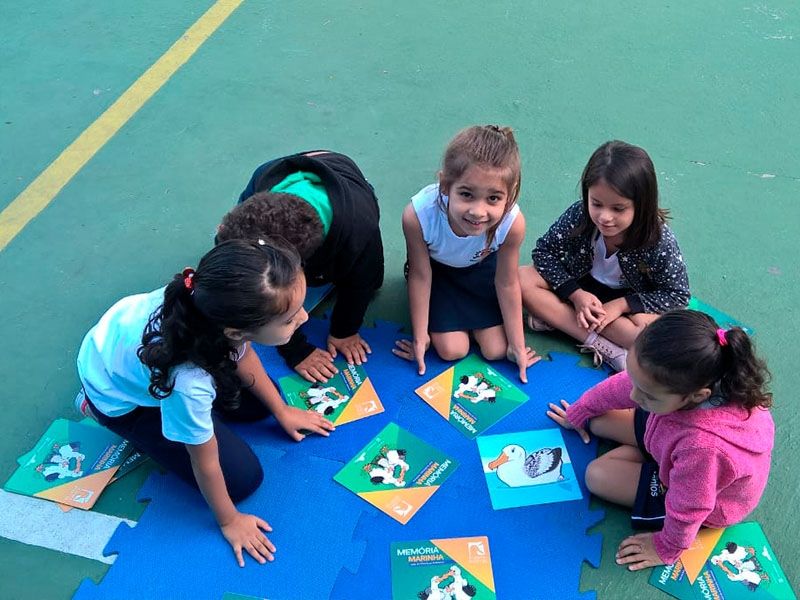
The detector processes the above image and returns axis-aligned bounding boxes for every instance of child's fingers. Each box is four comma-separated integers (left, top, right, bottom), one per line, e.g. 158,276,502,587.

256,518,273,533
577,427,590,444
233,544,245,568
361,339,372,354
416,354,426,376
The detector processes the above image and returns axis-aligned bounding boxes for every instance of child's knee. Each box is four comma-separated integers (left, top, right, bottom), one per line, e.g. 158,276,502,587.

519,264,548,290
584,458,606,496
479,340,507,361
435,344,469,362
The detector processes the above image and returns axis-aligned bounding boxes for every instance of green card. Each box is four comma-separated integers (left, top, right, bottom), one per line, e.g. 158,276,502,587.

391,536,496,600
650,522,796,599
334,422,458,524
4,418,132,509
415,354,528,438
688,297,753,334
279,360,384,426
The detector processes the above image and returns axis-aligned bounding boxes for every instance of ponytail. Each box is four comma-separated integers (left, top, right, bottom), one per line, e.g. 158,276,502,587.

634,310,772,410
718,327,772,410
137,239,301,410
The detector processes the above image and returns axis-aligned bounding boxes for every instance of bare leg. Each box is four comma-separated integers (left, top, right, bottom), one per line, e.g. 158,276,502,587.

585,444,644,507
472,325,508,361
519,265,591,342
600,313,660,349
430,331,470,361
588,408,637,445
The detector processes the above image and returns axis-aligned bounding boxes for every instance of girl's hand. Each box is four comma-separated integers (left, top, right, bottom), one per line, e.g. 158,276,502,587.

327,333,372,366
392,335,430,375
295,348,338,383
220,511,276,567
616,532,664,571
596,298,627,333
546,399,590,443
569,290,606,331
276,406,335,441
506,345,541,384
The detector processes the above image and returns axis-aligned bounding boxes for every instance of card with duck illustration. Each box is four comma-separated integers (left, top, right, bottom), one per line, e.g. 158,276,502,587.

391,536,496,600
279,360,384,426
476,428,582,510
4,418,132,510
649,521,796,600
334,422,458,524
415,354,529,439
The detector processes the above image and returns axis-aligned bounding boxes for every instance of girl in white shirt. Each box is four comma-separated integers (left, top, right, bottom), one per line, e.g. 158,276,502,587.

77,239,333,567
393,125,539,382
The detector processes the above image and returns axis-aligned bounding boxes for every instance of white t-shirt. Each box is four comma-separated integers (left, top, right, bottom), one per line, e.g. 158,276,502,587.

412,183,520,268
590,233,626,289
77,287,228,445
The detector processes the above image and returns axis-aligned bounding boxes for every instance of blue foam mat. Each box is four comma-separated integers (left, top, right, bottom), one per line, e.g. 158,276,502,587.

74,318,608,599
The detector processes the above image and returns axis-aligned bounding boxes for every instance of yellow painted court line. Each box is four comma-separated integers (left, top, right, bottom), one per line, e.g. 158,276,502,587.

0,0,244,252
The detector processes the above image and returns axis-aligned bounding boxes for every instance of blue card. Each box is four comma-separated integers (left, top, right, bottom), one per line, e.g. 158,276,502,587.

476,429,583,510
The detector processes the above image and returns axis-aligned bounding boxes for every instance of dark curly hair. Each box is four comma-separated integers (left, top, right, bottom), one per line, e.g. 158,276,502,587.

634,310,772,411
137,239,302,411
217,192,325,260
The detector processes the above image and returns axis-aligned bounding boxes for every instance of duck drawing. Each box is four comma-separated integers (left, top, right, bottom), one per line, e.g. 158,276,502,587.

487,445,565,487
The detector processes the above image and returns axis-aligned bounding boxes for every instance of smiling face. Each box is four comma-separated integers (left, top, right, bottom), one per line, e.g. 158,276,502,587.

586,179,635,248
441,164,512,238
232,274,309,347
626,348,710,414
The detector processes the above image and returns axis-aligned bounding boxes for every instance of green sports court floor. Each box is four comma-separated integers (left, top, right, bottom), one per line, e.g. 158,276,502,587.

1,1,798,597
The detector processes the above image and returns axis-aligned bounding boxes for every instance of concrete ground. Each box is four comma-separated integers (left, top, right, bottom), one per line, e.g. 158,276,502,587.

1,1,797,597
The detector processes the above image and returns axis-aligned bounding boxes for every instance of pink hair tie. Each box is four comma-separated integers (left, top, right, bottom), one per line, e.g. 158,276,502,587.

182,267,195,292
716,328,728,347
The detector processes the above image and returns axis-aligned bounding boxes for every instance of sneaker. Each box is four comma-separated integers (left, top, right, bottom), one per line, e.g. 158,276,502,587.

578,332,628,372
526,313,554,332
74,390,97,421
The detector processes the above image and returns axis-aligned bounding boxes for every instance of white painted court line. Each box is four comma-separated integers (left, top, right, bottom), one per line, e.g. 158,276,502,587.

0,489,136,564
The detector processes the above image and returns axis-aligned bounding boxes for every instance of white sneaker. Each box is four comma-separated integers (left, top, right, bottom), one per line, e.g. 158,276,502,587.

578,332,628,372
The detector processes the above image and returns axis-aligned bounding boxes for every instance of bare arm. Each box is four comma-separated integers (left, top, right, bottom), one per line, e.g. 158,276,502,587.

495,213,539,382
186,436,275,566
236,342,334,440
393,203,433,374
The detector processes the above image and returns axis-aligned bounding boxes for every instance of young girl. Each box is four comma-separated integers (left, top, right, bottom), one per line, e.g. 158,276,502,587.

547,310,774,569
392,125,538,382
76,240,334,567
520,141,690,371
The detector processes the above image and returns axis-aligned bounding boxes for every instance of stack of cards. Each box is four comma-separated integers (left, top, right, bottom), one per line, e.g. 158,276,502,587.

650,522,796,599
4,418,136,510
279,360,384,426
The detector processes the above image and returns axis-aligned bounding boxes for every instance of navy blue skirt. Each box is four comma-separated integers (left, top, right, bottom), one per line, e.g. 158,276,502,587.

428,254,503,333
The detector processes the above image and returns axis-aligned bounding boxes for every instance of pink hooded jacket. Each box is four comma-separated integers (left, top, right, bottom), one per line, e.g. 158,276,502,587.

566,371,774,564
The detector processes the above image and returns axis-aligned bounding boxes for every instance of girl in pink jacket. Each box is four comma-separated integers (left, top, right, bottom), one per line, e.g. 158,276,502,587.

547,310,774,570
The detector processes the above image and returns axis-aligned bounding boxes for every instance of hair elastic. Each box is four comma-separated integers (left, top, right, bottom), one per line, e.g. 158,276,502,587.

716,328,728,347
182,267,195,292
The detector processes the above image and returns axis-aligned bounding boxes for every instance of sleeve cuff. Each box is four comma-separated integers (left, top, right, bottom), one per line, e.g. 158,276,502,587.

625,293,645,314
555,279,581,302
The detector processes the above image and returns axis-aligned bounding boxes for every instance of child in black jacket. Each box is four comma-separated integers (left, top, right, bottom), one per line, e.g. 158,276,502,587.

218,151,384,382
